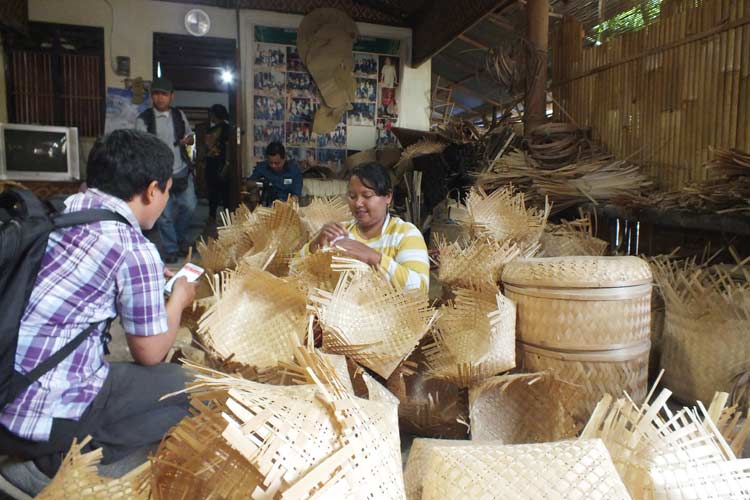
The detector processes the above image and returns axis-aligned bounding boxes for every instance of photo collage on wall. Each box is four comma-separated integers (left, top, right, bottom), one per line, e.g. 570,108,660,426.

253,28,402,172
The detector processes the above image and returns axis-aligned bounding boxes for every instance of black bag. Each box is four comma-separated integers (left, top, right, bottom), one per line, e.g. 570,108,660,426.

171,174,189,194
0,188,129,409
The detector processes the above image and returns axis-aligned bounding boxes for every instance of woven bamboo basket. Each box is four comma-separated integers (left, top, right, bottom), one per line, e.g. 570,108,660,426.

386,335,469,439
435,236,522,291
468,371,582,444
310,270,437,379
518,341,649,425
582,385,750,499
297,196,350,236
462,185,550,251
419,439,631,500
288,248,349,293
502,256,653,350
424,287,516,387
36,436,150,500
403,438,476,500
652,258,750,404
152,351,405,500
196,267,308,370
540,214,608,257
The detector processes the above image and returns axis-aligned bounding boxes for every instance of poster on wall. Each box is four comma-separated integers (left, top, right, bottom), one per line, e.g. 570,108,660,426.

104,87,149,134
251,27,401,171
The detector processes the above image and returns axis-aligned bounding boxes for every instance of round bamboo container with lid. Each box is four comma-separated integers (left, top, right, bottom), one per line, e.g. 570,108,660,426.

502,256,652,422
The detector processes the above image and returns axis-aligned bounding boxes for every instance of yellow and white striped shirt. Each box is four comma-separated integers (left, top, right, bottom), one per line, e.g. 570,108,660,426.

302,214,429,292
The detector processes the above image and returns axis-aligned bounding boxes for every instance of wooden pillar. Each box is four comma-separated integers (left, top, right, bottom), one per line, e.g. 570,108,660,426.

524,0,549,134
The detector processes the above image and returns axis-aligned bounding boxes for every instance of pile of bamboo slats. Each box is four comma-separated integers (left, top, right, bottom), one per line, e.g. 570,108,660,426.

477,147,652,213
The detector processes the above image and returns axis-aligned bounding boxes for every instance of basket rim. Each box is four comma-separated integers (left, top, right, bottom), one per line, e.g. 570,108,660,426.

502,256,652,288
518,340,651,362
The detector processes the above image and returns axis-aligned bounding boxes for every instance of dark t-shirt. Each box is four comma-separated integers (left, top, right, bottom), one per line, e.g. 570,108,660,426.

249,159,303,204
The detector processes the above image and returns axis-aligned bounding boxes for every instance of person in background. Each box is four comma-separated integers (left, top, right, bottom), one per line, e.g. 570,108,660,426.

248,141,302,206
301,162,429,292
380,57,398,88
204,104,231,223
135,77,196,264
0,130,197,494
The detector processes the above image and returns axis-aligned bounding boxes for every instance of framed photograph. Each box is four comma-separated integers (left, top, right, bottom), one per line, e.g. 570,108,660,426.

253,121,285,145
348,102,376,126
353,53,378,78
317,149,347,169
287,72,316,99
286,122,316,147
377,119,400,148
354,78,377,102
255,43,286,71
254,70,285,96
378,87,399,119
378,55,400,89
254,96,285,121
288,147,316,166
288,97,316,123
316,120,347,149
287,46,306,72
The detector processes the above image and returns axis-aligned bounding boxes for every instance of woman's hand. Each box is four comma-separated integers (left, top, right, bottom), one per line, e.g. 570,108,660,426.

310,223,348,253
335,238,381,266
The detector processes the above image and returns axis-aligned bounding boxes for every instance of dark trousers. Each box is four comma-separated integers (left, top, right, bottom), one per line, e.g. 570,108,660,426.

0,362,190,476
206,158,230,219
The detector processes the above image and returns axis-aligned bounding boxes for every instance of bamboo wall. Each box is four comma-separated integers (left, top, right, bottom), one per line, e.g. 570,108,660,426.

552,0,750,190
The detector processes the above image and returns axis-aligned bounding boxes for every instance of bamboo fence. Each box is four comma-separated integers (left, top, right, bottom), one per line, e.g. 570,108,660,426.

552,0,750,191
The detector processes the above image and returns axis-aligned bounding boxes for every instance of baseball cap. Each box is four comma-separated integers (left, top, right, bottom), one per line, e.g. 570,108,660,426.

151,77,174,93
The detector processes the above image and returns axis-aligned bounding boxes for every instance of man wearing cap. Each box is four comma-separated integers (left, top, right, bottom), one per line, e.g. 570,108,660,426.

136,78,196,263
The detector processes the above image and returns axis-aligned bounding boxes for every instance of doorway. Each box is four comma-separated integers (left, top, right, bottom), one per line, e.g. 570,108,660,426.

153,32,238,216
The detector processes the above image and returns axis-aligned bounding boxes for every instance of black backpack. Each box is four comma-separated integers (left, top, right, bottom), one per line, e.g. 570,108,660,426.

0,188,129,409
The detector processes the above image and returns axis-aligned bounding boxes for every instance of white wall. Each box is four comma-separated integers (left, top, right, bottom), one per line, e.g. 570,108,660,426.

173,90,230,110
27,0,238,89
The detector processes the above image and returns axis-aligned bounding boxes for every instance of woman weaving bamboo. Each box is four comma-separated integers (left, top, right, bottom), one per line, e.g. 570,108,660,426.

302,162,429,292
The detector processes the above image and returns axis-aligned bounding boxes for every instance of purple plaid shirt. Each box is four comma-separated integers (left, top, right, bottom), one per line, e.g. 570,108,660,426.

0,189,168,441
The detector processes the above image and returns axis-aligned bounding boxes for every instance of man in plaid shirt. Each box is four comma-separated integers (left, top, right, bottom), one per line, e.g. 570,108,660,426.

0,129,197,485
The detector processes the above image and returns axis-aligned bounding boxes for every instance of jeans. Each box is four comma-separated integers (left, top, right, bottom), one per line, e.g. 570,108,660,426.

157,173,197,254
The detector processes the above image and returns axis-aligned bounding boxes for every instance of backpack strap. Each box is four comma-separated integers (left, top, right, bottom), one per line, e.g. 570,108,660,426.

6,321,106,404
53,209,131,229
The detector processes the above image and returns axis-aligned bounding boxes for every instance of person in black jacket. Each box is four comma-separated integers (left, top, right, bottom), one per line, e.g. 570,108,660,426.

204,104,231,222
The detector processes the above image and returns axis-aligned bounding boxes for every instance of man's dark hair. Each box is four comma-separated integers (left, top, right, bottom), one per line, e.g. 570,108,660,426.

210,104,229,121
265,141,286,158
87,129,173,201
351,162,392,196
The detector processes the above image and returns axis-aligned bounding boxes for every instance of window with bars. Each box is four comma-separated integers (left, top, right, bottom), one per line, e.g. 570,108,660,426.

3,22,104,137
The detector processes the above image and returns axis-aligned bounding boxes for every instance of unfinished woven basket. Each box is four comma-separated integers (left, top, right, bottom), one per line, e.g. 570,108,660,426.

435,236,522,290
386,335,469,439
240,199,309,275
36,436,150,500
297,196,351,236
652,258,750,404
469,371,582,444
502,256,652,351
152,352,405,500
196,267,308,370
582,385,750,499
419,439,631,499
462,185,550,251
424,287,516,387
310,269,437,379
540,215,608,257
288,248,349,293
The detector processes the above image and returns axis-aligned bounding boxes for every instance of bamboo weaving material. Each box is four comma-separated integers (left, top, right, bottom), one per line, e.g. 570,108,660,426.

423,287,516,388
469,371,582,444
310,270,437,379
297,196,351,236
435,235,523,291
